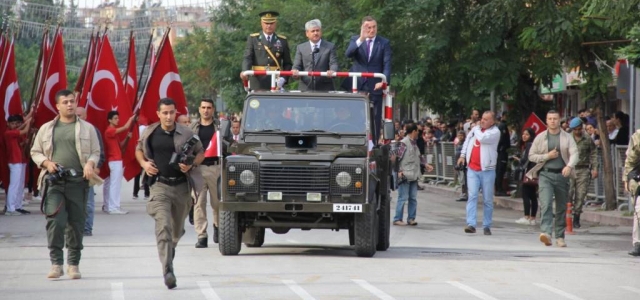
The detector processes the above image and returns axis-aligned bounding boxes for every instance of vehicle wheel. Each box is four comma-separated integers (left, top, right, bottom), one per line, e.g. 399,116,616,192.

245,227,265,248
354,200,378,257
376,191,390,251
219,211,242,255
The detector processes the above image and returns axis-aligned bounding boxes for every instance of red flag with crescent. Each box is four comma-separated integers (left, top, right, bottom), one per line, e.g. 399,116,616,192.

0,37,24,121
203,130,222,158
121,36,140,181
523,113,547,136
34,30,67,129
86,35,129,179
137,36,188,125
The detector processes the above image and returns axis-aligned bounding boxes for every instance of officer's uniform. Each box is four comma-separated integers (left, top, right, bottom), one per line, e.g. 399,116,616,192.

623,129,640,255
136,122,203,285
568,119,598,222
242,11,292,91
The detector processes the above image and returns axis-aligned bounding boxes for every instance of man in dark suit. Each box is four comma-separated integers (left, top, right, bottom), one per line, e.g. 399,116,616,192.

240,11,292,91
344,16,392,142
292,19,339,92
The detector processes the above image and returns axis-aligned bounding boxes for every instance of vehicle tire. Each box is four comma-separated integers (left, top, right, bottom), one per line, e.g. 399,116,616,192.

245,227,265,248
219,211,242,255
354,200,378,257
376,191,390,251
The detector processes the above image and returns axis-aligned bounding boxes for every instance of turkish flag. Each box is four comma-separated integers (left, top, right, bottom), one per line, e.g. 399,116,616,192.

0,35,8,190
86,35,129,179
75,34,97,106
1,37,25,120
120,36,140,181
137,36,188,125
203,131,222,158
34,30,67,129
523,113,547,135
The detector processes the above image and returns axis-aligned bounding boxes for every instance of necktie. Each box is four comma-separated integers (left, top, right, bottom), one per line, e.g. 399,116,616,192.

313,44,319,64
366,39,372,60
267,35,271,43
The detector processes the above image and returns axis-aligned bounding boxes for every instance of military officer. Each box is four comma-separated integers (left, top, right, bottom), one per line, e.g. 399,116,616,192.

568,118,597,229
240,11,292,91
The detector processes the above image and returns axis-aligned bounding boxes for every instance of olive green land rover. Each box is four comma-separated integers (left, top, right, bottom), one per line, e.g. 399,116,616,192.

218,92,393,257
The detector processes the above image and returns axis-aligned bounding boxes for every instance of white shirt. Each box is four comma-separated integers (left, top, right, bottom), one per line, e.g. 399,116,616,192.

356,36,376,60
233,134,239,141
609,128,619,140
309,39,322,50
263,33,273,42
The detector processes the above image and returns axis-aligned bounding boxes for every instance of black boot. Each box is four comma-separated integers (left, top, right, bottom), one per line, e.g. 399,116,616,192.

573,214,581,229
629,243,640,257
195,237,208,248
164,266,177,289
188,207,194,225
213,225,219,244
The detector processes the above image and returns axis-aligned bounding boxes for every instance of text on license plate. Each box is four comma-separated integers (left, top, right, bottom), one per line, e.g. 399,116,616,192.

333,204,363,213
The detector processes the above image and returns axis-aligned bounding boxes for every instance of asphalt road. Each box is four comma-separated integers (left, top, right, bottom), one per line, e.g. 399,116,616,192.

1,181,639,300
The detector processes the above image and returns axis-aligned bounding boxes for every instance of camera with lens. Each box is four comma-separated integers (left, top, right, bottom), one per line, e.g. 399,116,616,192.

45,164,78,185
628,166,640,182
169,135,200,170
454,163,467,171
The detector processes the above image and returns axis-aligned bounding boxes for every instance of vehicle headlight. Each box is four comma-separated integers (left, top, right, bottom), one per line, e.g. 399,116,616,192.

240,170,256,185
336,171,352,187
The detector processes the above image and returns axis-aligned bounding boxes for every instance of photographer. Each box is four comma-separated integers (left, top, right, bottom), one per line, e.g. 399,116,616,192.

31,89,102,279
623,129,640,257
393,122,433,226
135,98,204,289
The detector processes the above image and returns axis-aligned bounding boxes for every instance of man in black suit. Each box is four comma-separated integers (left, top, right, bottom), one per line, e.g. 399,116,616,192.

343,16,392,142
240,11,292,91
292,19,339,92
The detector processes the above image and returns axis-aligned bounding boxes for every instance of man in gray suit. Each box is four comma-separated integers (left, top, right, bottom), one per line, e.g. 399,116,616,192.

292,19,339,92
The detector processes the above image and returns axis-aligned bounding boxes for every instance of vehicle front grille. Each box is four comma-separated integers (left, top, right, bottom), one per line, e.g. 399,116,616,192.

260,163,330,196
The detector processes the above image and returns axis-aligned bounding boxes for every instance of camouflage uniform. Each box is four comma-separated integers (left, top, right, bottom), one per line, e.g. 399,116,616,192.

623,129,640,249
569,134,598,215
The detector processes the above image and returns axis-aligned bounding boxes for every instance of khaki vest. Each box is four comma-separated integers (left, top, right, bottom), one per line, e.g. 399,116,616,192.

399,136,421,181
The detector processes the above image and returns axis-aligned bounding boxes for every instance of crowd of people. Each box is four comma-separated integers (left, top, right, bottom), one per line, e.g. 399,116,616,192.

389,107,639,254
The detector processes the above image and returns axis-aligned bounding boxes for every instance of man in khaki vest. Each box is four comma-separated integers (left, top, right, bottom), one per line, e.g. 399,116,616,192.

623,129,640,256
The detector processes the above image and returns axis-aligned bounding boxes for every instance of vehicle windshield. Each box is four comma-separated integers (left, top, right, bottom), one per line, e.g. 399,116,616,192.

243,97,367,134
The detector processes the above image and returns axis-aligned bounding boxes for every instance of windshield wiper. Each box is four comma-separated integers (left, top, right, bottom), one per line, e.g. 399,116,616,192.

301,129,342,136
246,129,289,133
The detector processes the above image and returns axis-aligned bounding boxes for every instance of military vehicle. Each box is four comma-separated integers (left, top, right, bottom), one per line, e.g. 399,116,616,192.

218,71,394,257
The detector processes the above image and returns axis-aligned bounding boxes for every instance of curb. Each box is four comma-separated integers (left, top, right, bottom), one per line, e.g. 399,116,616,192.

421,184,634,227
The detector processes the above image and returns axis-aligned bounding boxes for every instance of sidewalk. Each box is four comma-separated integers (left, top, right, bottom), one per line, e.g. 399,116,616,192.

421,183,634,227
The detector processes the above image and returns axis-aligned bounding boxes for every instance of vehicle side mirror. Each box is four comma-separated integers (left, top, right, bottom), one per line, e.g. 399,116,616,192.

219,119,231,140
383,121,394,140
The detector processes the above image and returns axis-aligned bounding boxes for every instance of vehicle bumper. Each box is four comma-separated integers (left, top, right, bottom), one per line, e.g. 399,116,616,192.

220,202,372,213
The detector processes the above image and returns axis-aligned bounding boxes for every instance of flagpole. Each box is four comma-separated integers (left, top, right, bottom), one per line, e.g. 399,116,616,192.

74,28,94,97
132,28,154,110
122,30,133,86
134,26,171,116
26,27,49,114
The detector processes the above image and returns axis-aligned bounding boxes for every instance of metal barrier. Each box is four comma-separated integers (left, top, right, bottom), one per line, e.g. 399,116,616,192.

422,142,438,181
585,145,629,211
440,142,456,185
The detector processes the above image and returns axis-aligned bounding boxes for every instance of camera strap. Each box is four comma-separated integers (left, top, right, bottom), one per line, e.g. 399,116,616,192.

39,180,65,218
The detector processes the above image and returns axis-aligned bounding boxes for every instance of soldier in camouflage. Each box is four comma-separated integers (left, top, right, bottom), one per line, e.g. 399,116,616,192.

568,118,598,229
240,11,292,91
623,129,640,257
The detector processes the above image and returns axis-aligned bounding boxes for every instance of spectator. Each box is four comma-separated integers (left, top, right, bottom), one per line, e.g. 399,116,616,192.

495,117,511,196
463,109,480,134
393,122,433,226
508,124,519,147
607,119,619,144
514,128,538,225
612,111,629,145
585,123,600,147
457,111,500,235
454,130,468,202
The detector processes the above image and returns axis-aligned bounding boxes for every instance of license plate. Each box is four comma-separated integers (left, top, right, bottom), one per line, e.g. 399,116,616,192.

333,204,362,213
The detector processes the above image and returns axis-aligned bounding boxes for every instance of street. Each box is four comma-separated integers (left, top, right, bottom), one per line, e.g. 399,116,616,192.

0,181,638,300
